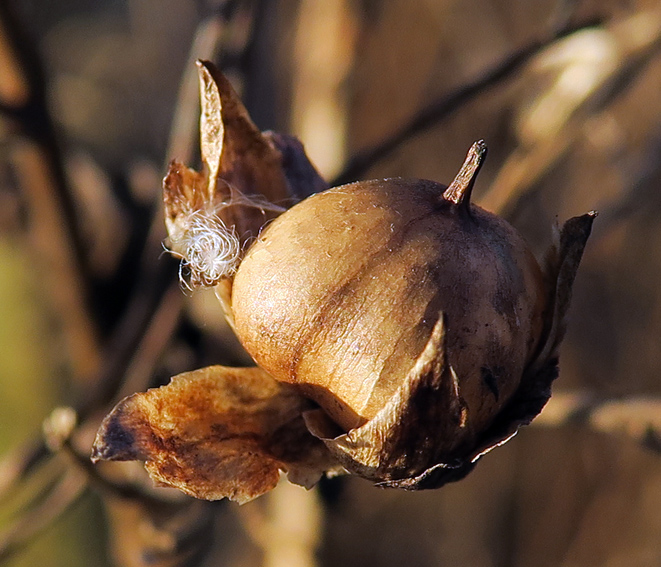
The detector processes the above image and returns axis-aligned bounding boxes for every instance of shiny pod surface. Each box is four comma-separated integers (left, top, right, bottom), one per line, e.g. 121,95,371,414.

231,178,545,433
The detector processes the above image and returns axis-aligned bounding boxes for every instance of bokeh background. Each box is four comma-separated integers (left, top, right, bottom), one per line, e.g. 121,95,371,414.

1,1,661,566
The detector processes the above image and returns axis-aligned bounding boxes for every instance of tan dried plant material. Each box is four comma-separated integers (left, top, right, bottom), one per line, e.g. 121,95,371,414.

92,366,338,504
231,141,596,488
163,60,326,293
93,64,595,502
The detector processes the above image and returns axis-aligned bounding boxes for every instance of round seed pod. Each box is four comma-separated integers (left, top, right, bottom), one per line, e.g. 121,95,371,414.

231,142,546,443
93,62,596,498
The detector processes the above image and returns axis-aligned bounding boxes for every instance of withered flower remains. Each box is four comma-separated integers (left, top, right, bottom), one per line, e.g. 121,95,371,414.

92,62,595,502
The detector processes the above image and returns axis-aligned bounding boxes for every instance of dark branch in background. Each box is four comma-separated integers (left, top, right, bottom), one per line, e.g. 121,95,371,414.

331,17,603,187
80,10,245,414
0,1,101,379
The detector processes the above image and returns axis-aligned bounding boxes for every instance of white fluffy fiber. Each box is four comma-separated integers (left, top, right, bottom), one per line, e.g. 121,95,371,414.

169,208,241,289
168,190,285,290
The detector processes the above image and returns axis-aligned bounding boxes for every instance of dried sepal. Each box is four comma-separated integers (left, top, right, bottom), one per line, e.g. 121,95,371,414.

197,61,224,192
265,132,329,200
196,61,292,212
164,161,242,289
403,212,598,487
305,315,471,486
162,161,208,240
533,211,598,370
164,61,325,293
91,366,338,504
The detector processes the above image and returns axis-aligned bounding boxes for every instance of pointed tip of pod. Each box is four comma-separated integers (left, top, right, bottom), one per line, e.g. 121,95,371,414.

442,140,488,211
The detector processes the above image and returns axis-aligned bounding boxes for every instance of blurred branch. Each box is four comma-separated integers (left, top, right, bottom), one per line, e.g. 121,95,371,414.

479,7,661,217
77,11,231,414
166,15,227,169
0,439,50,503
104,497,215,567
331,17,603,186
115,282,183,401
43,407,179,506
43,409,217,567
8,141,102,378
0,2,101,380
0,13,227,564
535,392,661,452
0,467,88,563
0,5,237,503
0,8,29,109
239,482,322,567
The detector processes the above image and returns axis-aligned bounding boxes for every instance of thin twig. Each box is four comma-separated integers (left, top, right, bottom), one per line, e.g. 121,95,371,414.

115,281,183,401
535,392,661,452
331,18,603,186
0,439,50,503
9,141,102,378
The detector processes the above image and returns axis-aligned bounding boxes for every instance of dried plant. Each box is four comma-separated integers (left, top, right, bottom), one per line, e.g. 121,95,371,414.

2,2,661,566
92,62,594,501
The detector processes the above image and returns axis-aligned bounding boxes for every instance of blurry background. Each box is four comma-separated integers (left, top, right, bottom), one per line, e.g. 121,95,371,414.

1,0,661,566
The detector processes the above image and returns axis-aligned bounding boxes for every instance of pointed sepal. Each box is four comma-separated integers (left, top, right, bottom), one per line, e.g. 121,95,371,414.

305,314,472,485
92,366,339,503
533,211,597,373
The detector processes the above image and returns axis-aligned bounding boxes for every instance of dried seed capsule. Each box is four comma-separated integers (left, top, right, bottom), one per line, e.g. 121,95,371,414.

231,142,545,444
92,63,596,499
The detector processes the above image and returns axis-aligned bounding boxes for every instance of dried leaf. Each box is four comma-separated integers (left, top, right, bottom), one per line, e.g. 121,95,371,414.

92,366,338,503
163,62,326,293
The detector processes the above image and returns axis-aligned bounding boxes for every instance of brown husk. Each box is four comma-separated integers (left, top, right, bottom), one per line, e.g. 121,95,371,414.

91,366,339,504
162,60,326,296
93,63,596,500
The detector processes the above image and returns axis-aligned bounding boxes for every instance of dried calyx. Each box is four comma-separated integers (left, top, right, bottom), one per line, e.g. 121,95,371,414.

92,62,595,502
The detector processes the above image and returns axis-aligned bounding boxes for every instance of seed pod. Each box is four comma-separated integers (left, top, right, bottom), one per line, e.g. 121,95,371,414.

232,142,544,436
230,142,572,484
92,64,595,498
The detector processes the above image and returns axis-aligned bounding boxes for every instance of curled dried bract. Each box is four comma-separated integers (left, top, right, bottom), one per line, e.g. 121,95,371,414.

92,366,339,503
162,61,326,295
